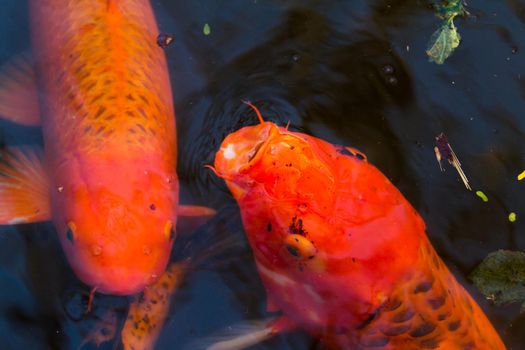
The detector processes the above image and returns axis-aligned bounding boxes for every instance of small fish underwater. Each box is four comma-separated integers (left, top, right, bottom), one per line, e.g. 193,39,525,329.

0,0,212,297
207,102,506,349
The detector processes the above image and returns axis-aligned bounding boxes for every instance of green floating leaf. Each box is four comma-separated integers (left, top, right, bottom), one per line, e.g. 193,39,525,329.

203,23,211,36
426,20,461,64
470,250,525,312
475,190,489,202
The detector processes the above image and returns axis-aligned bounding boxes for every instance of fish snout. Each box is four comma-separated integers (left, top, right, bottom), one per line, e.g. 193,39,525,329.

214,122,276,176
90,265,162,295
67,232,172,295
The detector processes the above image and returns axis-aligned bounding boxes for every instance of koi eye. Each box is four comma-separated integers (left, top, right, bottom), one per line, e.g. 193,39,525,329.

66,222,77,243
66,229,74,242
284,234,316,259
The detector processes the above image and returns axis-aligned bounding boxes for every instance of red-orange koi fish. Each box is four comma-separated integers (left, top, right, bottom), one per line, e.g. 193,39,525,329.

207,102,506,349
0,0,212,295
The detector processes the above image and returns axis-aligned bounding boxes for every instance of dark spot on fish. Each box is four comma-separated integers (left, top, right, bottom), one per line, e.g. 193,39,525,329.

357,308,381,330
382,298,402,311
136,123,147,133
289,216,307,235
156,33,173,48
409,322,436,338
414,281,433,293
286,245,300,257
427,296,445,310
359,336,389,347
308,255,315,259
267,222,272,232
66,228,74,242
139,95,149,105
91,93,104,104
161,282,169,289
420,337,440,349
94,106,106,118
437,313,449,321
352,257,356,263
142,315,150,324
381,324,411,336
290,146,295,150
150,204,156,210
137,107,148,119
391,308,415,323
448,320,461,331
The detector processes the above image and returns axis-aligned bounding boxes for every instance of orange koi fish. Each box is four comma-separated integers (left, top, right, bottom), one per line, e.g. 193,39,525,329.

0,0,212,295
121,261,186,350
207,103,506,349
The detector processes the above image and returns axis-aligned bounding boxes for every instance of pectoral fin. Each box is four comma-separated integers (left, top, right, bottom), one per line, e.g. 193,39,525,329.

178,205,216,217
0,148,50,224
176,204,217,235
0,54,40,126
185,316,296,350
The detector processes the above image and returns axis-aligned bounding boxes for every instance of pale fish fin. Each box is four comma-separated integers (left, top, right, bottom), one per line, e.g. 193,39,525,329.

0,148,50,224
176,204,217,235
121,262,187,350
187,316,296,350
178,205,216,217
0,54,40,126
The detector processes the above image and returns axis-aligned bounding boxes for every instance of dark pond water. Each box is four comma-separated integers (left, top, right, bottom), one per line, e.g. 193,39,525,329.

0,0,524,349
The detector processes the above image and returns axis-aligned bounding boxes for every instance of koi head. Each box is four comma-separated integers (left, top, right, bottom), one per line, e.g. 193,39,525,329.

213,107,426,327
53,157,178,295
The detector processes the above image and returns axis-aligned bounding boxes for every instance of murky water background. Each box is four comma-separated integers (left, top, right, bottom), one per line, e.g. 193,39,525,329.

0,0,524,349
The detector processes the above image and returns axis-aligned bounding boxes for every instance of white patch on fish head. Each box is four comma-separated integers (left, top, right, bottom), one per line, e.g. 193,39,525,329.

222,143,236,160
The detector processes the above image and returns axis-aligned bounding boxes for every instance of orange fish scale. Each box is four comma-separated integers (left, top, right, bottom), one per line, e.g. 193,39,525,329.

345,242,504,349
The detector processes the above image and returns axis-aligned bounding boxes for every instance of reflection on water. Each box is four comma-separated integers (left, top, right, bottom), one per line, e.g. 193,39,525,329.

0,0,524,349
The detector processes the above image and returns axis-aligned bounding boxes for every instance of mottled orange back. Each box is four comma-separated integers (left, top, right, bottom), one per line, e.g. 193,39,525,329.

30,0,175,159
